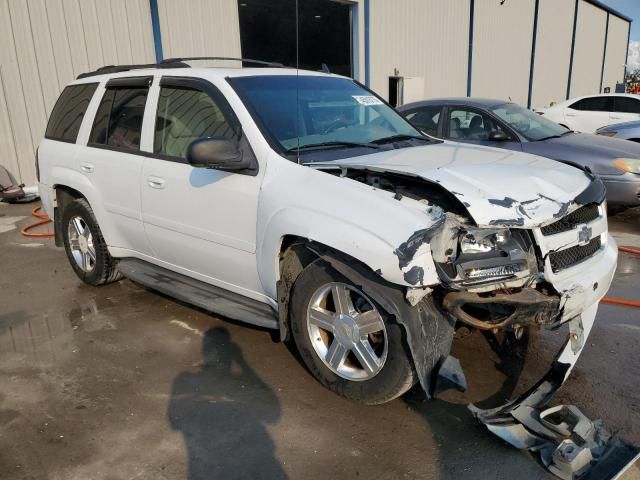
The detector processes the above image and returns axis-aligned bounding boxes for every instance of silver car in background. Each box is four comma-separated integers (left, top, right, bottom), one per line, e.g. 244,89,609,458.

596,119,640,142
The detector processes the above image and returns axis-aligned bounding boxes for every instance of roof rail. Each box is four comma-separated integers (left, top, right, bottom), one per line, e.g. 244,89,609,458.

76,60,190,79
76,56,283,80
161,56,285,68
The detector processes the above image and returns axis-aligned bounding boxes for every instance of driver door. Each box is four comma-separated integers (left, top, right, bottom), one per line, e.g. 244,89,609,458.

140,76,265,299
444,106,521,151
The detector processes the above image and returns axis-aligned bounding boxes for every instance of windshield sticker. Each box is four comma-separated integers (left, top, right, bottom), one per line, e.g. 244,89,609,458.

353,95,383,106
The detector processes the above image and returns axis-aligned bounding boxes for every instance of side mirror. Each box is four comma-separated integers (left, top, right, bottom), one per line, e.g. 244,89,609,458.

186,136,250,171
488,130,508,142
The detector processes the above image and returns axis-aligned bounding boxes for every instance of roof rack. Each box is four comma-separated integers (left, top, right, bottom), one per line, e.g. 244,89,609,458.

161,56,285,68
76,60,190,79
76,56,284,79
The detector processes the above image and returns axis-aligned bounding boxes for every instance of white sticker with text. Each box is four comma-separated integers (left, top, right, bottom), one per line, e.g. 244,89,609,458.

352,95,383,106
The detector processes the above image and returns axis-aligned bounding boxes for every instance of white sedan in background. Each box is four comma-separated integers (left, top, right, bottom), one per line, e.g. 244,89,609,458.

539,93,640,133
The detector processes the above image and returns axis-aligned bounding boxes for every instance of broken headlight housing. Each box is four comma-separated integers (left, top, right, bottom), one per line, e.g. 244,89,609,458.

459,229,510,254
437,228,537,289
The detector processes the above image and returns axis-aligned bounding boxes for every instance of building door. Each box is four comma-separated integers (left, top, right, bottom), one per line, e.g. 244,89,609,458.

238,0,352,77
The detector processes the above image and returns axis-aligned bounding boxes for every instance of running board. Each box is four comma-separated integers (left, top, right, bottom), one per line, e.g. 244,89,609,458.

117,258,278,330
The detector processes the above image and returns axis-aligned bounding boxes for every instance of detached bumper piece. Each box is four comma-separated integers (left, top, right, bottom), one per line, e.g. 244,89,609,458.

470,362,639,479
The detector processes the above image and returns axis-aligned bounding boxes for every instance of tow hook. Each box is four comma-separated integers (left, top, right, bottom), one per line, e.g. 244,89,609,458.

469,362,639,479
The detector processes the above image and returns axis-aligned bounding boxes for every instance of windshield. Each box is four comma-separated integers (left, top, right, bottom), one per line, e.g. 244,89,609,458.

491,103,570,141
229,75,426,157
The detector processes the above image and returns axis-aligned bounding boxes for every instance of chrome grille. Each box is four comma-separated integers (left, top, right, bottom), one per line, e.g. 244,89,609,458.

549,237,602,273
541,204,600,236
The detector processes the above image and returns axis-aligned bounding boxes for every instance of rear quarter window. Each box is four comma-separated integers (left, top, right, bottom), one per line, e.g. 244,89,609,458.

45,83,98,142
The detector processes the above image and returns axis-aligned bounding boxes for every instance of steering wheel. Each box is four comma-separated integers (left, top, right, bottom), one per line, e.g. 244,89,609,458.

323,119,352,134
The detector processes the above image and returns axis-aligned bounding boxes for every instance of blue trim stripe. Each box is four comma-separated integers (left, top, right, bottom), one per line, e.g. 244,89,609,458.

566,0,579,100
149,0,163,63
364,0,370,87
466,0,474,97
527,0,540,108
600,12,609,93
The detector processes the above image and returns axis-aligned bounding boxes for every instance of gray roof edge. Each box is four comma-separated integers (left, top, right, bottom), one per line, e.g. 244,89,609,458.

587,0,632,23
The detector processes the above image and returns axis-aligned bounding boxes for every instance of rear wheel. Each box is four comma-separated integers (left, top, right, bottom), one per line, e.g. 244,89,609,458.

61,198,122,286
290,261,416,405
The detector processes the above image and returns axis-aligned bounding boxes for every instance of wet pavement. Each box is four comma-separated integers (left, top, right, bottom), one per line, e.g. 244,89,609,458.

0,201,638,480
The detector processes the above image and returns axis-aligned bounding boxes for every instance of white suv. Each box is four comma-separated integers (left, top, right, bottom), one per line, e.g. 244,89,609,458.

38,59,616,408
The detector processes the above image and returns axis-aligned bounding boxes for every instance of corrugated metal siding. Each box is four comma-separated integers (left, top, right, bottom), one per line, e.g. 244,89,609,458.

0,0,155,186
530,0,575,109
157,0,241,62
570,0,607,98
369,0,470,101
602,14,629,93
471,0,535,105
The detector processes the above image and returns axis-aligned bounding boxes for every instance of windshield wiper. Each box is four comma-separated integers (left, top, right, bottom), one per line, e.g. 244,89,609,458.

372,134,434,145
285,141,381,154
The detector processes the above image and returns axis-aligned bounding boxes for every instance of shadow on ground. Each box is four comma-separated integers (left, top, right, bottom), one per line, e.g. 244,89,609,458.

168,327,287,480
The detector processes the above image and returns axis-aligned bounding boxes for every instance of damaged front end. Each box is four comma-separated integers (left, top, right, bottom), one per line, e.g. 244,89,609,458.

327,167,634,478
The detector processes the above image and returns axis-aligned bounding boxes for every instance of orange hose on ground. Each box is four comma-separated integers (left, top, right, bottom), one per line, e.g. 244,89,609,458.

602,244,640,309
619,246,640,256
601,297,640,308
20,207,54,238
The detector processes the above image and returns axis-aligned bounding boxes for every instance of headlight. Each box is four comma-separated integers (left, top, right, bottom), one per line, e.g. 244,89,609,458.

459,229,510,254
613,158,640,174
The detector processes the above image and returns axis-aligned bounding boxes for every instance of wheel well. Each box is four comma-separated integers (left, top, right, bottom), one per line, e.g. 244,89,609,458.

276,235,385,341
53,185,86,246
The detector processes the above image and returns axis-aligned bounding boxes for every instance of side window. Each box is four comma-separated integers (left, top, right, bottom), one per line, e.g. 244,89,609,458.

404,106,441,137
89,84,149,151
613,97,640,114
154,86,236,159
45,83,98,142
447,108,503,140
570,96,613,112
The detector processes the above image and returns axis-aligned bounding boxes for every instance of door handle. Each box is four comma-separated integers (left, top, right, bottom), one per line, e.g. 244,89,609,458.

147,176,166,189
566,112,577,117
80,163,94,173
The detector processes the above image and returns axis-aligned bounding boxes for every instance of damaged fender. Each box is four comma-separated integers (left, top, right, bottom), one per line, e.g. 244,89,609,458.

313,249,455,398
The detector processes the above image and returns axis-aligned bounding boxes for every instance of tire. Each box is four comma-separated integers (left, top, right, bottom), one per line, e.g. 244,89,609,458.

290,261,416,405
61,197,122,286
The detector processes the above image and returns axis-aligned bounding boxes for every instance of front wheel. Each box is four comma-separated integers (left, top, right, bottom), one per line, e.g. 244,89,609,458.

61,198,122,286
290,261,416,405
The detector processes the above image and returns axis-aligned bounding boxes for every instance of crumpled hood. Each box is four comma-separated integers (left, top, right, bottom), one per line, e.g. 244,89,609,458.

312,141,592,228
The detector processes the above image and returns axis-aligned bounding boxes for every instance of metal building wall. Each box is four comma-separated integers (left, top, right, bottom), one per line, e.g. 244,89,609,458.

368,0,470,102
602,14,629,93
157,0,241,60
470,0,536,106
0,0,155,186
530,0,576,109
569,0,607,98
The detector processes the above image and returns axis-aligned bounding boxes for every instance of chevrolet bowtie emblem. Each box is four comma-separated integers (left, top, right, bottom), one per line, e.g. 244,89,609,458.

578,225,592,245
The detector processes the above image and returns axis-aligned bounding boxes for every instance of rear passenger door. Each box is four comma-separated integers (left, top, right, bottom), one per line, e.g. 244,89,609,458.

610,96,640,125
140,76,265,299
81,76,153,255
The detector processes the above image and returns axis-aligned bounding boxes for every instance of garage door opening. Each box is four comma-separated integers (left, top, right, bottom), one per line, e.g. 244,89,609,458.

237,0,352,77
